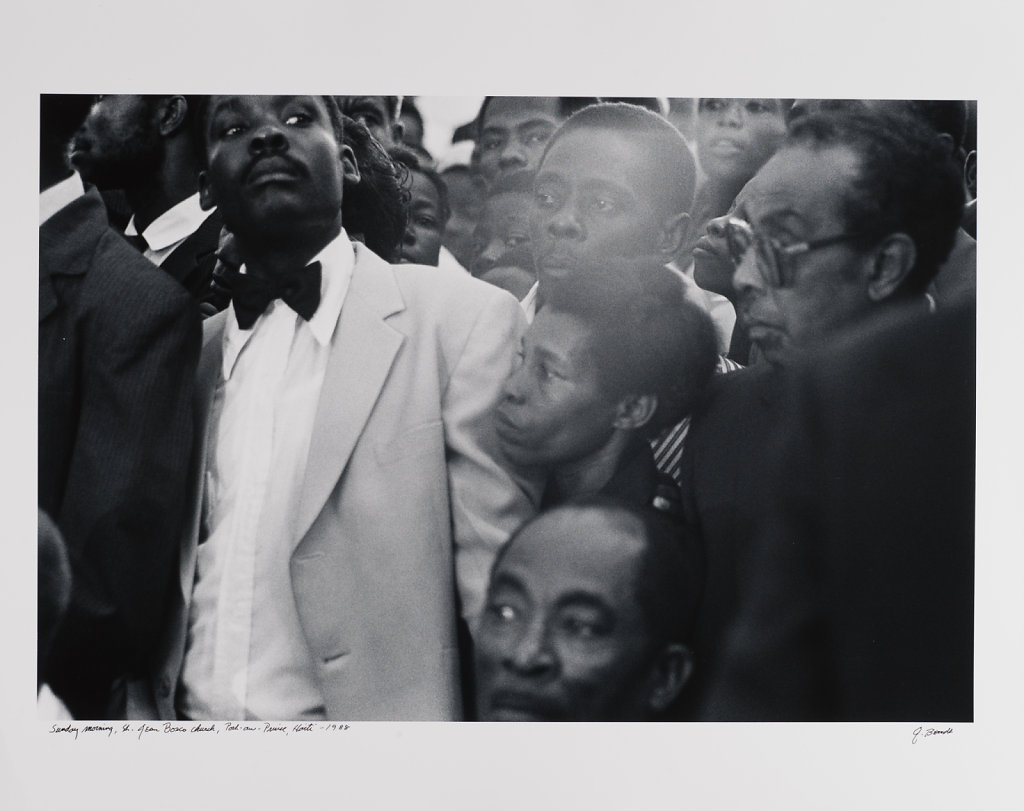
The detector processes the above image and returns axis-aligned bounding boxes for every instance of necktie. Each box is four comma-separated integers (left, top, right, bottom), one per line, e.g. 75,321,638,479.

228,262,322,330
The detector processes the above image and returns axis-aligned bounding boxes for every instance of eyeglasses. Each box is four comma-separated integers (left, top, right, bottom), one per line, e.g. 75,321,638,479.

724,217,868,288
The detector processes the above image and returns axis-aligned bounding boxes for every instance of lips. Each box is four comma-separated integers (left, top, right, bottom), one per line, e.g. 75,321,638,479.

485,689,562,722
692,235,728,262
245,156,303,186
705,138,746,157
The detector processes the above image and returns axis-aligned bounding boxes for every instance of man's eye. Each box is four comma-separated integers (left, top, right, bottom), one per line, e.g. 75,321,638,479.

505,234,528,248
220,122,246,138
591,197,616,213
481,136,504,152
415,215,440,229
702,98,726,112
487,602,518,623
561,616,600,638
523,131,550,146
746,100,773,114
284,112,312,126
534,191,558,209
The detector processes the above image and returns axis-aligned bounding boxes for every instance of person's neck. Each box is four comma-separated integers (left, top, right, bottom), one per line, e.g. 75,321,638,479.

237,219,343,280
125,149,201,233
549,431,630,504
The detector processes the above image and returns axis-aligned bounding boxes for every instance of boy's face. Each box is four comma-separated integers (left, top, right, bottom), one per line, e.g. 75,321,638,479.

478,97,564,184
529,127,670,287
398,170,445,266
470,190,534,276
696,98,787,184
199,95,349,245
337,96,397,147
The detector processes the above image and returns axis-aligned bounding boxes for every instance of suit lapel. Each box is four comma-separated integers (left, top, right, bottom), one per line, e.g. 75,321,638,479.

293,245,406,548
179,312,227,598
39,191,104,323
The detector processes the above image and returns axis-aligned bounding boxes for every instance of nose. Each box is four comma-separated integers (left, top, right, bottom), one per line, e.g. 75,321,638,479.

403,227,417,247
504,616,556,677
249,123,288,155
498,139,527,170
706,213,730,241
719,100,743,128
546,206,583,240
473,238,506,273
501,359,528,404
732,242,766,298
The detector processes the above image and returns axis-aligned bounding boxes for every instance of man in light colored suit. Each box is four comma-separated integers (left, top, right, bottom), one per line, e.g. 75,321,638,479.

140,95,535,721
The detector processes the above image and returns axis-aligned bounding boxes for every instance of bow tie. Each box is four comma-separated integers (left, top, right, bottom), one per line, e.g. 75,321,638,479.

228,262,322,330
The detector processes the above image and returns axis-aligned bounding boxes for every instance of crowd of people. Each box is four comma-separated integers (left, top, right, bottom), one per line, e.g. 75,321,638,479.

37,93,976,722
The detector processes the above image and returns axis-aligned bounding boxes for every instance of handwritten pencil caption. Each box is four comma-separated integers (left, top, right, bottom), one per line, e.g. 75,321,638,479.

49,721,351,740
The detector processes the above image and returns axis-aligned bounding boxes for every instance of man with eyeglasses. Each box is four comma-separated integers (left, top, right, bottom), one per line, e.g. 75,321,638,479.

672,108,966,718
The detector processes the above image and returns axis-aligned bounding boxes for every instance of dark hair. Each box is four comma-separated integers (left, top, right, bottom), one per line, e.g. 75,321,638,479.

543,258,719,438
788,109,965,293
390,145,451,223
544,102,698,218
341,114,408,261
476,96,601,139
496,498,704,647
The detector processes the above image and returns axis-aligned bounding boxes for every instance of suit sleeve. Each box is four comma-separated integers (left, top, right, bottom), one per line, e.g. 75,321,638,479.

440,288,540,629
45,276,201,718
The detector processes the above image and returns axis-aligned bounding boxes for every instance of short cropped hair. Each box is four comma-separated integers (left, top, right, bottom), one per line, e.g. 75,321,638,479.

544,102,698,218
390,145,451,222
544,258,719,438
476,96,601,138
788,109,965,294
496,498,704,647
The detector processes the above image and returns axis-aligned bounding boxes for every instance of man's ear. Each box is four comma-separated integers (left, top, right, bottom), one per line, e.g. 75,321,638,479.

866,233,916,302
157,96,189,138
647,643,694,714
340,143,361,185
613,393,658,431
657,211,691,259
198,170,216,211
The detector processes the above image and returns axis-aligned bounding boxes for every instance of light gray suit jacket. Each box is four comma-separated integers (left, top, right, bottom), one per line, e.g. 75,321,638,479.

136,243,536,721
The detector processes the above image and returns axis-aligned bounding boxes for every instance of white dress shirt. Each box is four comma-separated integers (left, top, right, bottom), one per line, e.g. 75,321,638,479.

39,172,85,225
178,232,354,721
124,193,212,266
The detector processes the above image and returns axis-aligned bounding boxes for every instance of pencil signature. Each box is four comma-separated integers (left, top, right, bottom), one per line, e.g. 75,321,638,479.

912,726,953,744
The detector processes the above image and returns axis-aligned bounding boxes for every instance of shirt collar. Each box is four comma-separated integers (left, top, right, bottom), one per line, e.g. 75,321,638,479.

39,172,85,225
125,192,211,251
221,230,355,380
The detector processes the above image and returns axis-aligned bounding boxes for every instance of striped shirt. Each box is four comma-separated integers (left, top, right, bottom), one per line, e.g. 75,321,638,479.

651,354,744,487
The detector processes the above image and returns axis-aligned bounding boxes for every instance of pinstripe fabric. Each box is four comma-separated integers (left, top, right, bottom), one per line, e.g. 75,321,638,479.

651,354,744,487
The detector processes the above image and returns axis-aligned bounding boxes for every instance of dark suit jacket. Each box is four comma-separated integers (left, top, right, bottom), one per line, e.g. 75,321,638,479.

674,362,785,716
698,303,975,721
158,209,226,311
39,188,201,719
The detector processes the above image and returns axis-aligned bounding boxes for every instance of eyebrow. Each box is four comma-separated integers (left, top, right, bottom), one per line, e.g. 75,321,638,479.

554,590,616,617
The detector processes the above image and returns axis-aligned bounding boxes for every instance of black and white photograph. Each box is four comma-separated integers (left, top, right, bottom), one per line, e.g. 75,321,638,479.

5,2,1023,809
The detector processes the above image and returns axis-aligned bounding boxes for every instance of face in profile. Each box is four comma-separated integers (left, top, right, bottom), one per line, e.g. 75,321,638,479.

68,94,163,189
493,308,620,471
732,143,871,364
471,189,535,298
399,169,446,266
691,183,752,301
475,506,665,721
199,95,352,246
478,97,564,184
696,99,787,185
529,127,668,286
